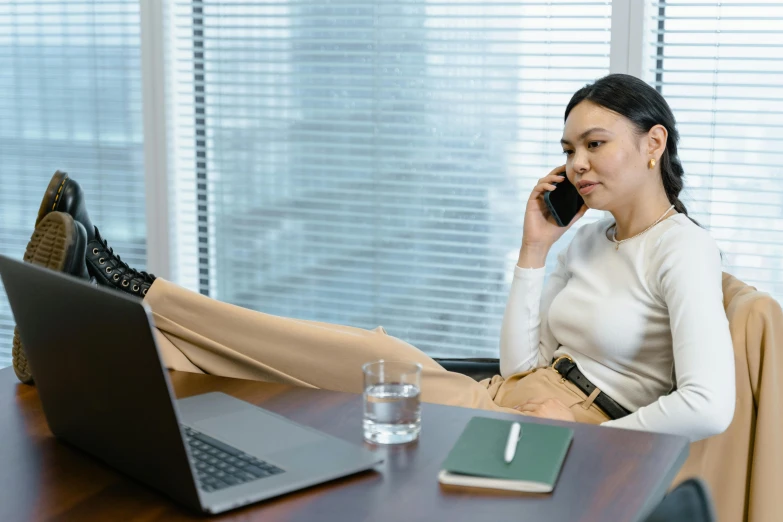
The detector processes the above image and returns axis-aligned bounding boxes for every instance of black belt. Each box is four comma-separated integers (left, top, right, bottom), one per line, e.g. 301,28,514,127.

552,356,631,420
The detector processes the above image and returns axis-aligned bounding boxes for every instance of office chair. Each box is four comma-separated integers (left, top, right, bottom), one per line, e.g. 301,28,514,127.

644,478,716,522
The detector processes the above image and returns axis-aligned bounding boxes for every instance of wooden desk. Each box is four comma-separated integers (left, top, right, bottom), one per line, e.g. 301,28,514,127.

0,367,688,522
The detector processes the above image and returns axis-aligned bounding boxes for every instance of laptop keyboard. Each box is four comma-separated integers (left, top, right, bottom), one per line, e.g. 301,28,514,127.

183,425,286,493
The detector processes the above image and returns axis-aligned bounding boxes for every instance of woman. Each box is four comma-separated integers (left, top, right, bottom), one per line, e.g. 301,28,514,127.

499,74,734,441
13,74,735,444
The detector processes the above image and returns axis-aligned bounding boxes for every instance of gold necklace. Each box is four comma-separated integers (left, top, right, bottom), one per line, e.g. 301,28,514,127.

611,205,676,251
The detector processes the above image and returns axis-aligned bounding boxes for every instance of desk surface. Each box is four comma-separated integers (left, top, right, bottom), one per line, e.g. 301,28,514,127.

0,366,688,522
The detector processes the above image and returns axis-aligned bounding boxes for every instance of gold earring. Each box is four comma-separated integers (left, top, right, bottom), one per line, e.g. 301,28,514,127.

648,158,656,169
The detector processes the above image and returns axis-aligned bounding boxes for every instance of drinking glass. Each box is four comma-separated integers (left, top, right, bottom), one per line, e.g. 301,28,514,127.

362,360,422,444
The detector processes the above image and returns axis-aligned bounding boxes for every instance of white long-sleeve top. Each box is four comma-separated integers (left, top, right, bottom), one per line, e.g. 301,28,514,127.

500,213,735,442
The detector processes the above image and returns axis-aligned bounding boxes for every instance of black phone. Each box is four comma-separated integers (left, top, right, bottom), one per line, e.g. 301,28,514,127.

543,176,584,227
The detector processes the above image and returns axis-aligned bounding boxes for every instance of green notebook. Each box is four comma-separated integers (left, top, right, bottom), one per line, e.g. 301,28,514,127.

438,417,574,493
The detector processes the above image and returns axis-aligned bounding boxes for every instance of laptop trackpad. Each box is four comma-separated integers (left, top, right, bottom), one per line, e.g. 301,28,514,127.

193,410,322,455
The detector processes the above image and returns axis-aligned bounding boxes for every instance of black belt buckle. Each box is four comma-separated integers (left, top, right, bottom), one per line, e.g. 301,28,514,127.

550,355,630,420
552,355,575,376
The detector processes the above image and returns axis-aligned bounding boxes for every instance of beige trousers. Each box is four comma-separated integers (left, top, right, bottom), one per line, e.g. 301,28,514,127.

145,278,610,425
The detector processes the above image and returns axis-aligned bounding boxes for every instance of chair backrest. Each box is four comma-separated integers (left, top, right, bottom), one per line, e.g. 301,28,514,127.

644,478,716,522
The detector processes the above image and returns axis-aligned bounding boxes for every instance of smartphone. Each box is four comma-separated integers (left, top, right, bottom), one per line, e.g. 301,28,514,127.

543,176,584,227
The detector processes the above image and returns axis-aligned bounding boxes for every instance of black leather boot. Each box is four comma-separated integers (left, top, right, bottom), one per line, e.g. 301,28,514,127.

12,212,91,384
36,171,155,298
36,170,95,232
89,228,155,298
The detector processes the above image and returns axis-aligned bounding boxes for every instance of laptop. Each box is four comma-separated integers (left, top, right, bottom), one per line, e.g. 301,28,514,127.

0,255,382,514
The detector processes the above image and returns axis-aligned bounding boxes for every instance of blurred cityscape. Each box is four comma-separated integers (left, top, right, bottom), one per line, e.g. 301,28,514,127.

173,1,609,358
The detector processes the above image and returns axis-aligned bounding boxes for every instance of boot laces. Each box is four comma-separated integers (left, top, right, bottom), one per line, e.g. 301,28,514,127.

95,227,156,283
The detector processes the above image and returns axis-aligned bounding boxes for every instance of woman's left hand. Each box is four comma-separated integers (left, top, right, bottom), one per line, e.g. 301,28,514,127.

514,397,576,422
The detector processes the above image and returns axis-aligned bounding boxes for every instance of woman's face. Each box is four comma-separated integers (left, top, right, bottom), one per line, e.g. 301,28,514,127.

560,100,655,212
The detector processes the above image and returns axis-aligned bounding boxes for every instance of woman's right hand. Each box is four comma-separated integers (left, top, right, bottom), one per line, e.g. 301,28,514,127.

519,165,587,265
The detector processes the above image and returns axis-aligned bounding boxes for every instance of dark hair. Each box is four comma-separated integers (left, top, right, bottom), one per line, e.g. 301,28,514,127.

564,74,699,226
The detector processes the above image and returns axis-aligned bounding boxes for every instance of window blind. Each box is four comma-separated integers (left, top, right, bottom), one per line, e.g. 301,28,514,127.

169,0,612,358
0,0,147,369
647,0,783,304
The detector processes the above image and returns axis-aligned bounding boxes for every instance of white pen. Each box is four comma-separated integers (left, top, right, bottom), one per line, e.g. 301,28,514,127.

504,422,522,463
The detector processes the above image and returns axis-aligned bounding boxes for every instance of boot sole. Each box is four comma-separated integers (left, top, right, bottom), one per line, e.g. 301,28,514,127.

35,171,69,228
12,213,81,384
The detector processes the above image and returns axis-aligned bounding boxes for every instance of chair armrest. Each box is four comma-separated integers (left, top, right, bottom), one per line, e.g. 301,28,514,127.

434,358,500,382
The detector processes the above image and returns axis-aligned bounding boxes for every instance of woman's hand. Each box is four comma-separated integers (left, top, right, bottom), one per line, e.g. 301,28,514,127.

520,165,588,265
514,397,576,422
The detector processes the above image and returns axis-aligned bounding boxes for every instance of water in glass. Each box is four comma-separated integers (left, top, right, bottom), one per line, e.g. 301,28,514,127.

363,382,421,444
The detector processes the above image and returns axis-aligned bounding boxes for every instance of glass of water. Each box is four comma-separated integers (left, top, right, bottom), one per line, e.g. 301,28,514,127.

362,360,422,444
